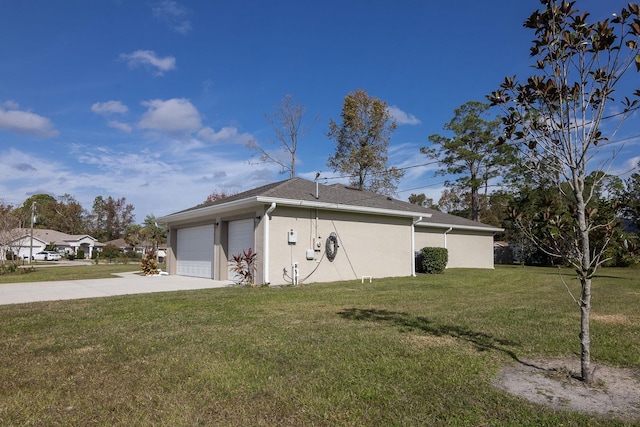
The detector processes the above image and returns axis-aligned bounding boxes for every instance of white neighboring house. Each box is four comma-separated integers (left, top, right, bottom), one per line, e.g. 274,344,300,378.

6,229,100,260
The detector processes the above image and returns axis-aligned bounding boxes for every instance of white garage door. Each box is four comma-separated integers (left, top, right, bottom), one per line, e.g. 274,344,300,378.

228,219,254,281
176,225,214,278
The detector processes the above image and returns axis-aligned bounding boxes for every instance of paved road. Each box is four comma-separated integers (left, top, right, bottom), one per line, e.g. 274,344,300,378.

0,272,233,305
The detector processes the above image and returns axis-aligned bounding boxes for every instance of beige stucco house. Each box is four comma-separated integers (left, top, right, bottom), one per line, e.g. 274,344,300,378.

158,178,502,286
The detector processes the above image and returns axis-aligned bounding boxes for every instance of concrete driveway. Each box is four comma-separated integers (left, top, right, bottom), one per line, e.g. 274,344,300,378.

0,272,234,305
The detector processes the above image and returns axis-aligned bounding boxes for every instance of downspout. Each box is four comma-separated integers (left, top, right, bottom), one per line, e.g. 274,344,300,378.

263,202,277,284
443,227,453,249
411,216,423,276
444,227,452,269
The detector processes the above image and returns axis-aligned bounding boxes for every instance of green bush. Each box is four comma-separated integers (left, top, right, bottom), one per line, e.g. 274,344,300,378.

421,247,448,274
77,249,85,260
0,263,18,275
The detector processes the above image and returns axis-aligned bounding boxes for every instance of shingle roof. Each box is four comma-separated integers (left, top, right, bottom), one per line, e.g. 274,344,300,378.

171,178,500,231
19,229,96,244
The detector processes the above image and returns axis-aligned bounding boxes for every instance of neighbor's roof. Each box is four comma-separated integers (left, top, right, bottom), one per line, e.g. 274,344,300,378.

14,228,98,244
160,178,502,232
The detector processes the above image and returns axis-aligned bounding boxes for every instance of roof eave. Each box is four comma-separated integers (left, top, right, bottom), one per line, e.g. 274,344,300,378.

158,195,433,224
256,196,433,219
157,197,260,224
416,222,504,233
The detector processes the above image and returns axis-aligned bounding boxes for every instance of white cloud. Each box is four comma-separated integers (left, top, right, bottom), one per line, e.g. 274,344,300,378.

152,1,192,35
74,145,176,176
138,98,202,135
388,106,421,125
0,148,71,207
120,50,176,75
612,155,640,176
107,120,133,133
0,103,59,138
197,126,253,144
2,100,20,109
91,100,128,115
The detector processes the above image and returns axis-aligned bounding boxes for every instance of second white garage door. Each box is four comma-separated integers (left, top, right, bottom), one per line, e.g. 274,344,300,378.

176,225,214,278
228,219,254,281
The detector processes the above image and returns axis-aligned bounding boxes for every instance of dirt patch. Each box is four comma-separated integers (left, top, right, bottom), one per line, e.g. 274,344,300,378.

591,313,631,325
494,357,640,420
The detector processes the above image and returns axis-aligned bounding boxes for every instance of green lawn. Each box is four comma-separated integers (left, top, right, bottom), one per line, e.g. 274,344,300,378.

0,263,144,283
0,266,638,426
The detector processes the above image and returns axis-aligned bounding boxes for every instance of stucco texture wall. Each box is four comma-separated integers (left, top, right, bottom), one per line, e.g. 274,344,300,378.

267,207,412,286
415,227,495,269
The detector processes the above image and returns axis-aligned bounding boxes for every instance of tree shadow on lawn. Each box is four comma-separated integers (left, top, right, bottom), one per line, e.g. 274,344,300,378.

337,308,547,371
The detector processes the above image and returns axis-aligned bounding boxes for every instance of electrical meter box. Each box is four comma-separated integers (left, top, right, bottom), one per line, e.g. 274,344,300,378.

306,249,315,260
287,229,297,244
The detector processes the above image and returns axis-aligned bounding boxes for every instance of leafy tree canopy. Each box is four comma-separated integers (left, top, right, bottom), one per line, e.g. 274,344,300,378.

327,89,404,195
422,101,513,221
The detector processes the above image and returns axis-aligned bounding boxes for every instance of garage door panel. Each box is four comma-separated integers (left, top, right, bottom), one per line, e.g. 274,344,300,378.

176,225,214,278
176,261,211,277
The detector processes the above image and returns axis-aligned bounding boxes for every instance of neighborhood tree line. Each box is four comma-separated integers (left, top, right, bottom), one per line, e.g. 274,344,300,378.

0,193,166,256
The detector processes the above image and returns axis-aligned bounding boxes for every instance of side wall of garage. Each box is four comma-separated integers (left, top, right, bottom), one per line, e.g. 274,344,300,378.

265,206,413,286
414,227,495,269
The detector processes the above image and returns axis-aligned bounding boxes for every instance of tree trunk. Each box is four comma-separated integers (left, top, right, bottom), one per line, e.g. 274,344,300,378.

471,189,479,222
575,174,593,383
580,275,592,383
470,161,479,222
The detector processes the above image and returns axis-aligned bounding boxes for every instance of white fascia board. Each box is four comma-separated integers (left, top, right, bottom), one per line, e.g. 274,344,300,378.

157,198,259,224
256,196,433,219
416,222,504,233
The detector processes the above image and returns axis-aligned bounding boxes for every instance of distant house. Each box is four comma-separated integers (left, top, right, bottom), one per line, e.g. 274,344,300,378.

6,229,101,260
102,238,167,261
158,178,503,285
103,238,141,254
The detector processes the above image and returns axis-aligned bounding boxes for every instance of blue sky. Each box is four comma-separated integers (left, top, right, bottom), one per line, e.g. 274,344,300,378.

1,0,638,220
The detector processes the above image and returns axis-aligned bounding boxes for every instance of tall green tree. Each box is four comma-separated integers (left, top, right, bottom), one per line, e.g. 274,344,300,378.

90,196,135,241
422,101,511,222
327,89,404,195
141,214,166,251
437,188,470,217
16,194,88,234
124,224,143,250
488,0,640,383
18,194,56,229
408,193,437,209
50,194,88,235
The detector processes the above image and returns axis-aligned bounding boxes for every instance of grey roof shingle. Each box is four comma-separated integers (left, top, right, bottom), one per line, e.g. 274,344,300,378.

172,178,499,230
